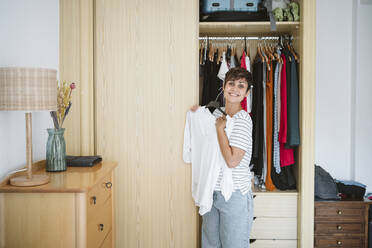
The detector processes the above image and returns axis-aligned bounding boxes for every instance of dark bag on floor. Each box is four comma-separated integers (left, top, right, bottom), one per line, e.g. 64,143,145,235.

314,165,340,200
336,181,366,201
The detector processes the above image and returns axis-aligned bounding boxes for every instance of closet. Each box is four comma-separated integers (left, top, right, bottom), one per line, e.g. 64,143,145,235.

59,0,315,247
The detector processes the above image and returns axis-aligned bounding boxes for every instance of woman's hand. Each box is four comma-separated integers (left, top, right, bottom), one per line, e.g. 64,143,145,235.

215,116,226,131
190,105,200,112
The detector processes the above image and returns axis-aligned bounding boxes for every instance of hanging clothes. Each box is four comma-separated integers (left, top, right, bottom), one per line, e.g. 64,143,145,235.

251,57,264,179
202,49,223,108
240,51,248,112
217,52,229,81
265,59,276,191
198,38,300,191
287,55,300,146
272,52,281,174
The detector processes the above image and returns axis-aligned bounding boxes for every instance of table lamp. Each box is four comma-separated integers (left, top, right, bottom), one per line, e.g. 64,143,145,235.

0,67,57,186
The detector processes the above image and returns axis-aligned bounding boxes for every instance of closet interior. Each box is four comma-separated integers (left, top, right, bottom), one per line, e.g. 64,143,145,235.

197,0,314,246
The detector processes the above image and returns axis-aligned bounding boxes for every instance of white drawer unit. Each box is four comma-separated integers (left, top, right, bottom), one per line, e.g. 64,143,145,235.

250,190,298,247
250,239,297,248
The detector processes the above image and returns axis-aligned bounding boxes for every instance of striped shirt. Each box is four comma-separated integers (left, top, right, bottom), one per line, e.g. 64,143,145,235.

213,108,253,195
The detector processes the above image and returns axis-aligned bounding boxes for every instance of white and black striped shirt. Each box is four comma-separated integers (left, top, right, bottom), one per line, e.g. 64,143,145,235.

213,108,253,195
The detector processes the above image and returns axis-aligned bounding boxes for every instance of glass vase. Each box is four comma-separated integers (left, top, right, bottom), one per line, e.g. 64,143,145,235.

46,128,66,172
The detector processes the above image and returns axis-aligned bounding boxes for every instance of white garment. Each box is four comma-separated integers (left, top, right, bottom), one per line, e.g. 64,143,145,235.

230,55,237,68
245,55,251,72
217,52,229,81
183,107,234,215
245,55,253,113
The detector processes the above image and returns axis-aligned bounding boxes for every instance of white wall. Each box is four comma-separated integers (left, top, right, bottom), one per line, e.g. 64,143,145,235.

0,0,59,180
354,0,372,192
316,0,372,192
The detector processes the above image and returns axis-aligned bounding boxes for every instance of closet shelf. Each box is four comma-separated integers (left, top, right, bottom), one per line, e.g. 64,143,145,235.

199,21,300,36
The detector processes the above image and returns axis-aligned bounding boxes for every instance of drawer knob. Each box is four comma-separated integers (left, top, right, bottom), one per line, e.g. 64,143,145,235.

105,182,112,189
337,210,342,215
91,196,97,205
253,217,256,221
253,195,256,198
337,240,342,246
337,225,342,230
99,224,104,231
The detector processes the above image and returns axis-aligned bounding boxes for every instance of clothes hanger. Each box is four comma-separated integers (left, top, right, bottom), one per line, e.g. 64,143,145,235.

206,100,227,116
257,39,264,61
288,36,299,62
244,37,247,54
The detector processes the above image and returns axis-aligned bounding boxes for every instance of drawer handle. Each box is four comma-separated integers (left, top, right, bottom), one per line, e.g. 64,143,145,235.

337,225,342,230
99,224,104,231
105,182,113,189
337,240,342,246
337,210,342,215
253,195,256,198
249,239,256,244
253,217,256,221
91,196,97,205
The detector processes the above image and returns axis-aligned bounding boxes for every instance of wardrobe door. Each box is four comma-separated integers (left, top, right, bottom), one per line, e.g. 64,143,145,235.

95,0,199,247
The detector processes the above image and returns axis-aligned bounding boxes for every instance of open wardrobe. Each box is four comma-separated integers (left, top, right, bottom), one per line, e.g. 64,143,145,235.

59,0,315,247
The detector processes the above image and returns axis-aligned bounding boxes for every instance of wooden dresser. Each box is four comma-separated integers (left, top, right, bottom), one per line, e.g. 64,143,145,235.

250,189,298,247
314,201,371,248
0,160,117,248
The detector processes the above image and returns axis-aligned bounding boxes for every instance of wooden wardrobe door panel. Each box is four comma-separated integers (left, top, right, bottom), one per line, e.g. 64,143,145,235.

94,0,198,247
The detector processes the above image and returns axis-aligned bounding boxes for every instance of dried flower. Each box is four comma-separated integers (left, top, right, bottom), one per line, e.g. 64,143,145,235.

50,81,76,129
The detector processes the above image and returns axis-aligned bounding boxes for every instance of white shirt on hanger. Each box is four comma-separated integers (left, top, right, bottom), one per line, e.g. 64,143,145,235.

183,107,234,215
217,52,229,81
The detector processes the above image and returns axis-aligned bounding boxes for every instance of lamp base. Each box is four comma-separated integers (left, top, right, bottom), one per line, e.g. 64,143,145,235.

10,174,50,187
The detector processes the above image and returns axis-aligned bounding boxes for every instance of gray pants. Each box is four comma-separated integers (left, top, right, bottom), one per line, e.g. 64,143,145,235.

202,190,254,248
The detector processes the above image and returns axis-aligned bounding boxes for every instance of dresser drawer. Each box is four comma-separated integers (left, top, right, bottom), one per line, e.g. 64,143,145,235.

250,239,297,248
315,203,365,221
100,231,112,248
250,217,297,239
87,173,113,217
253,194,297,217
87,196,112,248
315,237,364,247
315,222,364,235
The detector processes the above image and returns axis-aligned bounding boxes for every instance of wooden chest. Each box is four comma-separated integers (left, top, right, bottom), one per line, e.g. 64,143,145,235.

314,201,369,248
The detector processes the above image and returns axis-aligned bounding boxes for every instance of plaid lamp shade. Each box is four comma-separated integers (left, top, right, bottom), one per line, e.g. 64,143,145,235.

0,67,57,111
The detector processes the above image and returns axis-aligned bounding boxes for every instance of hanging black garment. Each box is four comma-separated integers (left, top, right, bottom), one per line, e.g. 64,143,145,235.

287,56,300,146
250,58,264,177
201,50,222,108
271,162,297,190
282,47,292,149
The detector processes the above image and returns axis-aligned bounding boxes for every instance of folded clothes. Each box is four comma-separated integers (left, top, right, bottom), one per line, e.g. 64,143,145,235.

366,192,372,200
335,180,366,188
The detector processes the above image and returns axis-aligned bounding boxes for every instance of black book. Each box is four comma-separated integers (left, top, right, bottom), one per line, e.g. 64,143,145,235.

66,155,102,167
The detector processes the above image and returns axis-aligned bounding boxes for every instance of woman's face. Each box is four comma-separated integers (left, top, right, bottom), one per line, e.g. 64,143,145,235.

223,78,249,104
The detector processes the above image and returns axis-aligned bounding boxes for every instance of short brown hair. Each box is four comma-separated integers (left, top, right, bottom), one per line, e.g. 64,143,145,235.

224,67,253,92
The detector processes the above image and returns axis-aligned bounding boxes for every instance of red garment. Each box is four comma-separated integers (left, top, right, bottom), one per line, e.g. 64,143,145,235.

240,51,247,111
278,54,287,143
278,55,294,167
280,143,294,167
